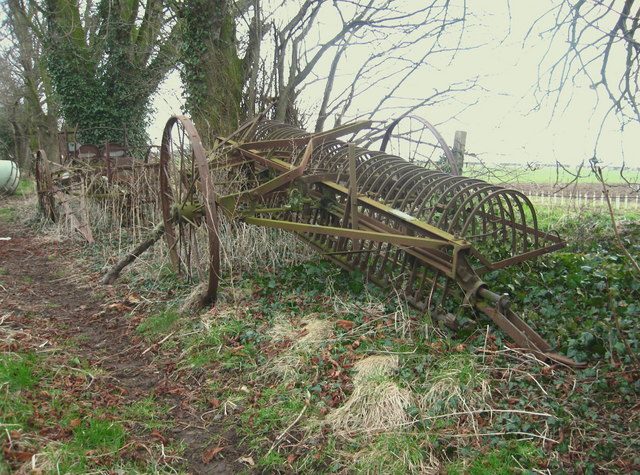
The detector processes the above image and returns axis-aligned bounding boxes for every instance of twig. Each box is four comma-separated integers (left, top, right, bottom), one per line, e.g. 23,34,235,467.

266,403,308,456
141,330,176,356
482,324,489,364
352,408,555,435
62,365,96,389
593,162,640,280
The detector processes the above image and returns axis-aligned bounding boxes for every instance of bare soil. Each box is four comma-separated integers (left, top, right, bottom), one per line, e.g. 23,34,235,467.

0,196,246,474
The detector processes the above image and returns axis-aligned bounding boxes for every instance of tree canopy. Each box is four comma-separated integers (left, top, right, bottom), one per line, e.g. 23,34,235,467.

534,0,640,126
6,0,180,146
1,0,638,164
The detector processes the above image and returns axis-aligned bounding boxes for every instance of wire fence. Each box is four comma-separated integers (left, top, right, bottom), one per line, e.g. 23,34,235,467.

527,190,640,211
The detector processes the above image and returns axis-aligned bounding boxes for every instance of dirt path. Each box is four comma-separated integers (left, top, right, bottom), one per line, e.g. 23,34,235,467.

0,197,245,473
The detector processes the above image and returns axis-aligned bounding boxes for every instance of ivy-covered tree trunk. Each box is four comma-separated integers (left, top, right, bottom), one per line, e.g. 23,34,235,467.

6,0,59,167
41,0,178,146
180,0,244,145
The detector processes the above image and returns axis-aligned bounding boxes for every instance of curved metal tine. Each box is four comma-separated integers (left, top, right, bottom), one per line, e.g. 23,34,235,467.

385,166,435,208
400,173,451,217
373,163,419,206
423,176,470,224
359,157,405,197
313,141,345,172
409,175,461,222
350,153,390,187
511,191,542,248
396,169,447,211
443,184,497,235
434,180,490,230
460,191,517,256
322,143,349,174
343,149,374,182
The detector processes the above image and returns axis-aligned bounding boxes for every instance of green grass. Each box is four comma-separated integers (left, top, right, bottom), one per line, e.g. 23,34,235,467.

354,433,434,474
465,162,638,184
446,441,544,474
10,194,638,473
121,396,168,429
16,179,36,194
136,307,181,339
52,417,130,473
0,352,39,391
532,206,640,232
0,344,178,473
73,418,127,449
0,206,17,221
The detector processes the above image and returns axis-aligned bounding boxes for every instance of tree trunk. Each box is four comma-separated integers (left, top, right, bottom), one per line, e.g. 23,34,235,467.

180,0,244,146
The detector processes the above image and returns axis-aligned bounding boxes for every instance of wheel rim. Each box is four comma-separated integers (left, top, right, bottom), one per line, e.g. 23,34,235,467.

380,115,457,173
159,116,220,305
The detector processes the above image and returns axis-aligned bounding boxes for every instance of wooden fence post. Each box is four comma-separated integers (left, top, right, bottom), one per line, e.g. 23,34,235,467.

452,131,467,175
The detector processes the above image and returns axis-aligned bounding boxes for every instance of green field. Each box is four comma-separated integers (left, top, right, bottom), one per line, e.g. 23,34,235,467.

464,162,639,184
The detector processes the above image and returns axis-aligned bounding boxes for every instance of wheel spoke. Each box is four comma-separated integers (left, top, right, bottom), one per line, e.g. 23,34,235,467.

159,116,221,305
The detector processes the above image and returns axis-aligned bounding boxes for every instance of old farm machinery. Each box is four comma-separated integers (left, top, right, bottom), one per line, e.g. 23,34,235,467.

126,114,579,366
34,127,160,238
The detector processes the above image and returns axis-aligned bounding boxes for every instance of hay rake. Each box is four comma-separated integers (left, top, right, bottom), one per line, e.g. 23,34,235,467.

119,115,579,366
33,128,160,237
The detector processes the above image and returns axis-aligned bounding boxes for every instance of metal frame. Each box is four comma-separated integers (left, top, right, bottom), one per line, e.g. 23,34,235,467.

157,115,581,366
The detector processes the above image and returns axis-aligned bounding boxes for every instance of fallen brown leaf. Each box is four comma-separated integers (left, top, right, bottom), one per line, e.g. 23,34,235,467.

202,446,226,463
150,430,170,444
67,418,81,429
3,448,34,462
335,320,354,331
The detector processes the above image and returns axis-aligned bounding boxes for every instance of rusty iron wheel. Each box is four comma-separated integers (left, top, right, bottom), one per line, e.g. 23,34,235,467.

380,114,458,173
159,116,220,306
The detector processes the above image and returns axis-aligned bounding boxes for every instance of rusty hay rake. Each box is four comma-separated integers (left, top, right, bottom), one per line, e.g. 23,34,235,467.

34,129,160,239
107,115,580,366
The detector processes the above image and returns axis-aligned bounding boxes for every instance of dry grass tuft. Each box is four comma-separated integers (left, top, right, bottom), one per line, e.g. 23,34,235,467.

327,355,415,434
200,305,243,331
419,354,491,416
266,318,296,341
217,216,314,273
351,355,398,382
351,436,439,474
268,316,332,349
266,317,333,378
179,282,210,314
296,318,333,348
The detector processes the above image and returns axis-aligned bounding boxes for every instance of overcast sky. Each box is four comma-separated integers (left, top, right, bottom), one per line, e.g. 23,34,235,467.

150,1,640,168
436,1,640,168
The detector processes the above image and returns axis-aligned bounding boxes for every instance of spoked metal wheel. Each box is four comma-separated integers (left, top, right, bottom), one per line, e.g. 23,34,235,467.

34,149,59,222
380,115,458,173
159,116,220,305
